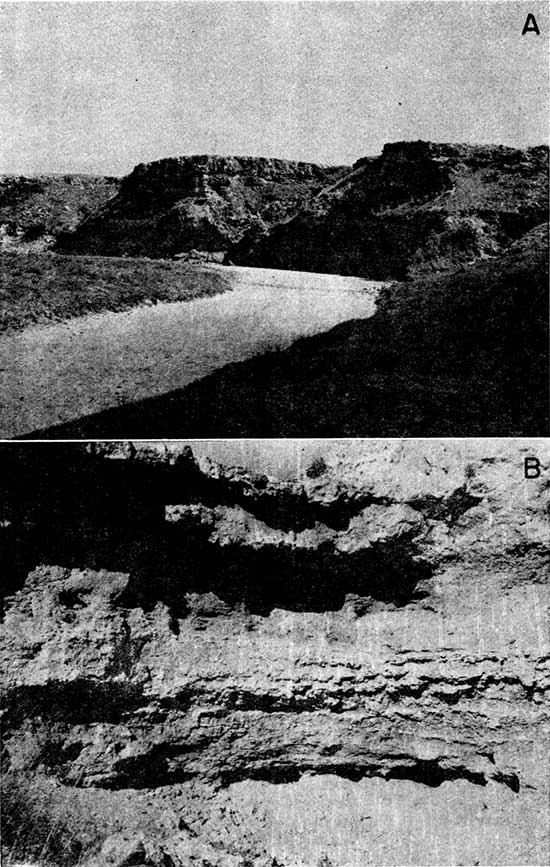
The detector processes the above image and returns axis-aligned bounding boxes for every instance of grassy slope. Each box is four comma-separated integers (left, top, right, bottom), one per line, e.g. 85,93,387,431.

0,252,231,333
34,224,548,439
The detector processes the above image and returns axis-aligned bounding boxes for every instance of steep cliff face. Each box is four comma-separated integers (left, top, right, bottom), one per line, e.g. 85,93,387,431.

232,141,549,279
0,175,120,251
56,156,346,258
11,143,547,278
1,441,548,866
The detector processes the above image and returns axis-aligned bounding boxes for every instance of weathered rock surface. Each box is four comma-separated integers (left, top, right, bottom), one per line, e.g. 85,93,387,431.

0,175,119,251
4,143,547,281
56,156,345,259
1,441,549,865
232,141,549,279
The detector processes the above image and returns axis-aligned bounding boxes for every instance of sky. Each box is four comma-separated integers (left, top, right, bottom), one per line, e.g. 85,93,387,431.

1,0,548,175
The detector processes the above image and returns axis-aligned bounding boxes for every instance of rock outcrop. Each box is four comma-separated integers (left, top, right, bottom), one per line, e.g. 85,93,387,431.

8,143,547,280
56,156,346,258
0,175,119,251
232,141,549,279
1,440,549,866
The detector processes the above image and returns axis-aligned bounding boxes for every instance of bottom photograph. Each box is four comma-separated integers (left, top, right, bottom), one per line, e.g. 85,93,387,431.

1,439,549,867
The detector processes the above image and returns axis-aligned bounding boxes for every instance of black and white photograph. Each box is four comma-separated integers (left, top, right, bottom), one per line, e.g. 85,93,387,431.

1,2,549,865
1,438,549,865
0,1,548,438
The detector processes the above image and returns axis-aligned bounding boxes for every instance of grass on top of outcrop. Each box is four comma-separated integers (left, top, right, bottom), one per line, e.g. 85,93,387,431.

0,251,231,333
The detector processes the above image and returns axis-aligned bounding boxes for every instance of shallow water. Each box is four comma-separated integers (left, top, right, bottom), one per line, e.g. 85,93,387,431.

0,265,383,437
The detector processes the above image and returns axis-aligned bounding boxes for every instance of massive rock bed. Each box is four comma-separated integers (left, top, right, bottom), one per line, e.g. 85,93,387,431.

57,156,345,259
233,141,549,280
51,141,548,281
1,440,549,866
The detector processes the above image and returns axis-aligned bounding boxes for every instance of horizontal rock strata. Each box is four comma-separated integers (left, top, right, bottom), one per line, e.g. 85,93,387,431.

232,141,549,279
1,441,549,865
56,156,345,258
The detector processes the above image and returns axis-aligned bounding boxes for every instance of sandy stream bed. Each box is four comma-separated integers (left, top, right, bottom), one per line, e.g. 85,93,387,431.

0,265,382,438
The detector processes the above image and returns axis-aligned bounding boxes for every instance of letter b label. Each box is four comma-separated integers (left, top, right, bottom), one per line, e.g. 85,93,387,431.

524,457,541,479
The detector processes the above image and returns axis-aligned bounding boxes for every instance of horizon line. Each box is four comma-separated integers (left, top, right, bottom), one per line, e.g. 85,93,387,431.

2,138,548,179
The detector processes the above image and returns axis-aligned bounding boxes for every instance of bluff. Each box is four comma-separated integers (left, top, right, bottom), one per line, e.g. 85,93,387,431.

1,440,549,866
15,143,548,277
231,141,549,279
0,174,119,251
56,156,346,258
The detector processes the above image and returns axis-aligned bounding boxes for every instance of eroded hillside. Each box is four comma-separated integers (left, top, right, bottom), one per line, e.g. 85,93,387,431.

56,156,346,259
232,141,549,279
1,440,549,866
0,175,120,251
3,143,547,280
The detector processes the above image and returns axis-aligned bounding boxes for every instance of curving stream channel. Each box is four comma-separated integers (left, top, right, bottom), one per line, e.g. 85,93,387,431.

0,265,383,438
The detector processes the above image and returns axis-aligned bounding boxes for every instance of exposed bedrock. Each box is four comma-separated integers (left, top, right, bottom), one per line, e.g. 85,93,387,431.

1,441,549,866
56,156,345,259
231,141,549,279
51,142,549,278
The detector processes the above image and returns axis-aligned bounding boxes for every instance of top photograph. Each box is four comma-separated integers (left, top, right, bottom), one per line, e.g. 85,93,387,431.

1,0,548,439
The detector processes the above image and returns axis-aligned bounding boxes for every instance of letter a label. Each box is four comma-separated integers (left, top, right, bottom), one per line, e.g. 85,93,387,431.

522,13,540,35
